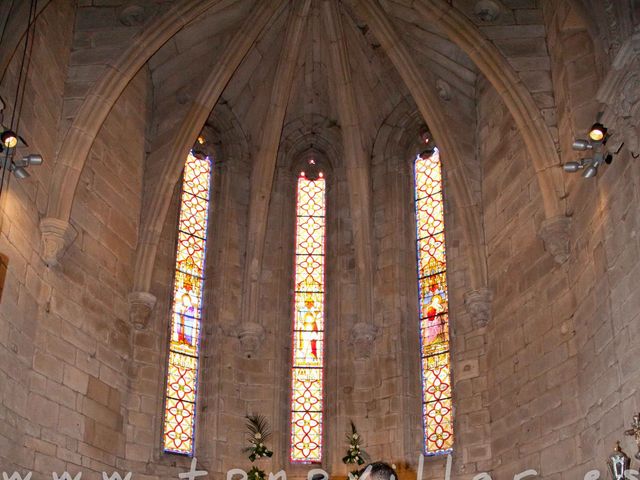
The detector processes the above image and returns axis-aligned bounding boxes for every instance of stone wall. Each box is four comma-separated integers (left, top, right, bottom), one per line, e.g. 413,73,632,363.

477,75,581,479
0,1,151,472
0,0,76,473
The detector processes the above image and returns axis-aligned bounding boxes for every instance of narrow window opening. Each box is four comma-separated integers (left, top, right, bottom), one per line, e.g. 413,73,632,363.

413,148,453,455
163,152,213,456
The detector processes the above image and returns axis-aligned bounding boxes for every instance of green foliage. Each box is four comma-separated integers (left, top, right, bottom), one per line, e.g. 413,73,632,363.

243,415,274,462
342,421,370,478
242,414,274,480
247,466,266,480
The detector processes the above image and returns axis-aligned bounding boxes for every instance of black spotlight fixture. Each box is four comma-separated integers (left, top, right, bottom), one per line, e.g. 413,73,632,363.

588,122,607,142
563,122,613,179
1,130,18,149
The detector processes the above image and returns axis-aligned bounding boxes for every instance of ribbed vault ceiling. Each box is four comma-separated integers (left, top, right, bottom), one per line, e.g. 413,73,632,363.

146,0,480,162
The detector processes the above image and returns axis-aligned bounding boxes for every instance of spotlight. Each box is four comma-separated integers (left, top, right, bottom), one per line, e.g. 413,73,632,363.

197,135,206,145
14,153,43,167
10,164,30,179
565,121,616,178
563,161,583,172
582,164,598,178
572,139,592,151
588,123,607,142
5,153,44,179
1,130,18,149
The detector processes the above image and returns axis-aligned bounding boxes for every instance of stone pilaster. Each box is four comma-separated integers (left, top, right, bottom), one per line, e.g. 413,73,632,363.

39,217,77,267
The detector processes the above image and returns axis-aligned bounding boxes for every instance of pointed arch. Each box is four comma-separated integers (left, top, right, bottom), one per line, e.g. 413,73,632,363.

413,0,566,220
131,0,287,293
354,0,488,290
44,0,231,223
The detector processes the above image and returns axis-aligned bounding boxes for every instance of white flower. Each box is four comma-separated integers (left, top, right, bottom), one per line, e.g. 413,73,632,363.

255,433,262,439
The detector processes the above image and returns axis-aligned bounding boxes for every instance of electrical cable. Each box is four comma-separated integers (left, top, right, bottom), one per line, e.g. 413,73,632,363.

0,0,37,201
0,0,52,87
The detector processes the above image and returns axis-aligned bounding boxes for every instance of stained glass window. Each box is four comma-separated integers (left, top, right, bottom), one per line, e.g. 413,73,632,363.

414,148,453,455
290,169,326,463
163,152,213,456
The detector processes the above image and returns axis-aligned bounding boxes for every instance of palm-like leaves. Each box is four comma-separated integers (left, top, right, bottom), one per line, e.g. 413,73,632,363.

243,415,273,462
343,420,369,468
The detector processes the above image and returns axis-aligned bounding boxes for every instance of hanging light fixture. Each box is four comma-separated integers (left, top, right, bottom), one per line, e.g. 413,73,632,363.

563,121,614,179
0,0,44,199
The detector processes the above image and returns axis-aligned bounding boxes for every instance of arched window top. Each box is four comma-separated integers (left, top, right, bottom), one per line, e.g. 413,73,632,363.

163,151,213,456
291,150,332,180
413,148,454,455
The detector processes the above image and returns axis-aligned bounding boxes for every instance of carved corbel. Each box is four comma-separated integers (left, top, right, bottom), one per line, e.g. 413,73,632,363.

128,291,157,330
39,217,77,267
237,322,265,359
464,287,492,328
349,322,378,360
538,215,571,265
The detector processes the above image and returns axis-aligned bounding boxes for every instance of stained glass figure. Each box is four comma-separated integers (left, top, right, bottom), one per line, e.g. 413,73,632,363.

290,171,326,463
163,152,212,456
414,148,453,455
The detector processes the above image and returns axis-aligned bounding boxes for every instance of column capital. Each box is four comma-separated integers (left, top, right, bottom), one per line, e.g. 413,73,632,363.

39,217,77,267
349,322,378,360
464,287,492,328
538,215,571,265
237,322,265,359
128,291,157,330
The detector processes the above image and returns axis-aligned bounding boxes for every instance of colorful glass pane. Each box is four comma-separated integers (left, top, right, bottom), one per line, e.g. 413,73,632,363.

414,149,453,455
290,172,326,463
163,152,212,456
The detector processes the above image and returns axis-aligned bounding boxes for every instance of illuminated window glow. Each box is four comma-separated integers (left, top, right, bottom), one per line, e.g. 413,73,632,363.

414,148,453,455
290,171,326,463
163,152,213,456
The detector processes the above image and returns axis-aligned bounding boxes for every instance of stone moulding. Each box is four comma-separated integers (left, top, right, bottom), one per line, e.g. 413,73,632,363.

538,215,572,265
464,287,492,328
349,322,379,359
128,291,157,330
237,321,265,358
597,27,640,158
39,217,78,267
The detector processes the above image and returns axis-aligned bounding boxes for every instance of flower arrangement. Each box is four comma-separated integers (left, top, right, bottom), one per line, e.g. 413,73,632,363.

243,415,273,480
343,421,369,479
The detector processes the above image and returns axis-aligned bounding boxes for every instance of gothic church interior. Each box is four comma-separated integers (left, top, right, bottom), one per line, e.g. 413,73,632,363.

0,0,639,479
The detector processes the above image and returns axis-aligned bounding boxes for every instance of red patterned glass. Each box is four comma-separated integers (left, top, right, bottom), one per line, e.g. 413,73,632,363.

163,152,212,455
414,149,453,455
290,171,326,463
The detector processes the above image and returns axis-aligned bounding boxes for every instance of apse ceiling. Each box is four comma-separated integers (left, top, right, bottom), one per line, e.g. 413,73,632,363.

145,0,486,160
